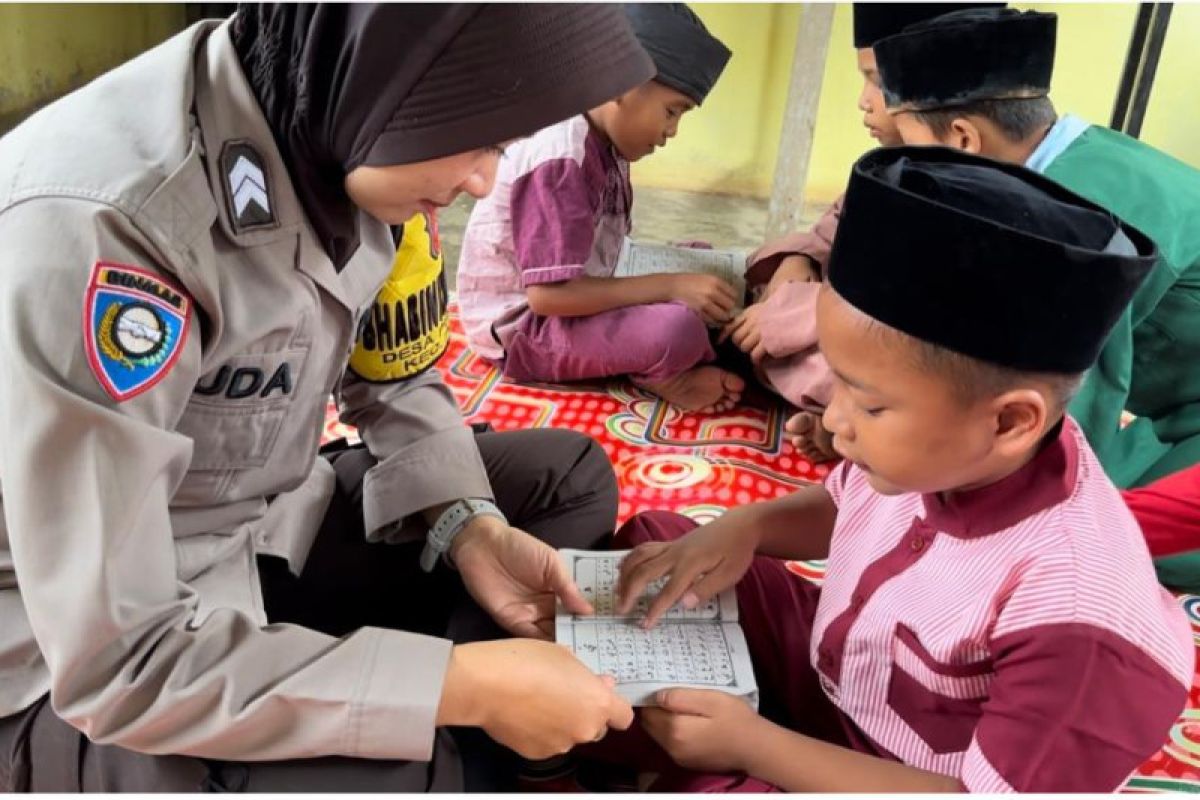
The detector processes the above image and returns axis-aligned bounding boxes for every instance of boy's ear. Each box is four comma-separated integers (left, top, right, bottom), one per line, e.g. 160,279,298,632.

946,117,984,155
990,388,1049,457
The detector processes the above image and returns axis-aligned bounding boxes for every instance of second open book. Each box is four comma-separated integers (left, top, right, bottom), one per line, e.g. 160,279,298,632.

555,549,759,708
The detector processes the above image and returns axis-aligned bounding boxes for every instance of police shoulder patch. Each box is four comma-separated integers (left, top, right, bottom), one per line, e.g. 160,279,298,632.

83,261,192,402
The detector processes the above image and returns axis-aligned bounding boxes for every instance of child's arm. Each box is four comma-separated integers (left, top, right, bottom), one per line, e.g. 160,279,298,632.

527,273,737,325
642,689,959,792
617,484,837,626
740,718,959,792
744,194,844,291
746,482,838,560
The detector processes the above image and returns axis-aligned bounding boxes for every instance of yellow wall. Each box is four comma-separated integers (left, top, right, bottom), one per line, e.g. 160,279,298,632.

3,3,1195,200
0,4,187,127
634,2,1200,204
1139,3,1200,169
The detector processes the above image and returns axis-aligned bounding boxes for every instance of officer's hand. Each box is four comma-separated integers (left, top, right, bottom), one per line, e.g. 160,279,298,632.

451,517,592,639
439,639,635,760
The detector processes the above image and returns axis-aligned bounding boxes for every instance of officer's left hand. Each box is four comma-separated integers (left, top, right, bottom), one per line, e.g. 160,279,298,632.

451,516,593,639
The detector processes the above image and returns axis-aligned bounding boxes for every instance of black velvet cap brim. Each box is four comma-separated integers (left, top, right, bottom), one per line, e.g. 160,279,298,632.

827,146,1157,373
852,3,1004,49
875,9,1055,112
624,3,731,105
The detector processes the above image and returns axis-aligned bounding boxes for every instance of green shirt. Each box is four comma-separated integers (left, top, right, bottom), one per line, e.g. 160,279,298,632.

1039,121,1200,488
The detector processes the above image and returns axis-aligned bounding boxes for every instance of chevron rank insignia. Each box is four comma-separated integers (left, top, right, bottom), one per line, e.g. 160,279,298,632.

221,141,275,232
84,261,192,402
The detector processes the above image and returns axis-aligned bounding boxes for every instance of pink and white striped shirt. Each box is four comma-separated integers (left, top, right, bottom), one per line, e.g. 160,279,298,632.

815,418,1193,792
457,115,631,360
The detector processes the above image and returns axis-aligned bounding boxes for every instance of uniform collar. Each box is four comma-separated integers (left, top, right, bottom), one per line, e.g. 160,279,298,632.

192,19,306,247
919,417,1078,538
191,20,388,311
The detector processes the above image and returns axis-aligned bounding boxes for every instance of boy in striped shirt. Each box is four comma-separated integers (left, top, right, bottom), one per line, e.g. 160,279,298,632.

608,147,1194,792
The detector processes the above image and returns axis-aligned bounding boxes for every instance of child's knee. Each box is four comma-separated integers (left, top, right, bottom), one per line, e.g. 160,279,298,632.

614,510,699,548
645,303,712,364
657,302,708,341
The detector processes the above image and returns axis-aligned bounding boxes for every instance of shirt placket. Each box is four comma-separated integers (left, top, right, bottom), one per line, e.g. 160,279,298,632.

816,517,937,687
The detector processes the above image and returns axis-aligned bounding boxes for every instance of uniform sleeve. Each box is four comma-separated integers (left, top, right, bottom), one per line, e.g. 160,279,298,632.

745,194,843,287
338,369,493,541
339,218,492,542
510,157,598,286
0,199,451,761
958,555,1189,792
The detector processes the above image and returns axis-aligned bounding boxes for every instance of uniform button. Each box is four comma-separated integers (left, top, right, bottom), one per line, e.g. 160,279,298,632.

851,593,864,610
910,535,925,552
818,648,832,665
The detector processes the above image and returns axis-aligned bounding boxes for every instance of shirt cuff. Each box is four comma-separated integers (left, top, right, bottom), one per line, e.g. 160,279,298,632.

349,627,454,761
361,426,494,543
521,264,586,287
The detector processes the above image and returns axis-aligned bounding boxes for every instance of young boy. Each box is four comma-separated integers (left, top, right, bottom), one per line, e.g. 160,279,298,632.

874,7,1200,494
456,4,738,411
731,3,1003,462
607,147,1193,792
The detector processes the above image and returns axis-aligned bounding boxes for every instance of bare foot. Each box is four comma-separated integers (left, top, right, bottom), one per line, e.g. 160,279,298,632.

785,411,839,463
641,367,745,412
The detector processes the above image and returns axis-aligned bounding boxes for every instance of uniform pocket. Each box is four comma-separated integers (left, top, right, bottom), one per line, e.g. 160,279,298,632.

177,399,289,470
178,349,307,470
887,624,992,755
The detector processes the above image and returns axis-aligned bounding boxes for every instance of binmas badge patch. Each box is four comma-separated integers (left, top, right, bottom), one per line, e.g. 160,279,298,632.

84,261,192,402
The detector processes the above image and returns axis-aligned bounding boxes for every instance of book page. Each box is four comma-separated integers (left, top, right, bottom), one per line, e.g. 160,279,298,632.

558,549,736,622
558,619,757,706
615,239,747,306
556,550,758,707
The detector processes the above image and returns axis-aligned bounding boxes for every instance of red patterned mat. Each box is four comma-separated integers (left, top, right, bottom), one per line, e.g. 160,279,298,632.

322,306,1200,792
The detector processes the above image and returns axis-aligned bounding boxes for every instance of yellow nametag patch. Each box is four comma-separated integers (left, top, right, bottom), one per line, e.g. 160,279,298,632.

350,212,450,382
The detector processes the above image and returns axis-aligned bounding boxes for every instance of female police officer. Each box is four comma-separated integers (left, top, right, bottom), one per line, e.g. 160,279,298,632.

0,4,653,791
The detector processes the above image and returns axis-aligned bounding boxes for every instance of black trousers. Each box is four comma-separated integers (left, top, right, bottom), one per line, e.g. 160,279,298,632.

0,428,618,792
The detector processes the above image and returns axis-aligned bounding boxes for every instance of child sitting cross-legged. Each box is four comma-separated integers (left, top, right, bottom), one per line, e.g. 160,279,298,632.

597,147,1194,792
456,4,744,412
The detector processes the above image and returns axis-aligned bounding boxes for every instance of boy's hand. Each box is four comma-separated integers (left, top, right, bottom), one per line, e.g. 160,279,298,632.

666,273,738,326
719,305,768,365
616,511,759,628
642,688,766,773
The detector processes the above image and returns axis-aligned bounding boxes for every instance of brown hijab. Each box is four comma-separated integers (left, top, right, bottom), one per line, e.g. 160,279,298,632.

232,4,654,268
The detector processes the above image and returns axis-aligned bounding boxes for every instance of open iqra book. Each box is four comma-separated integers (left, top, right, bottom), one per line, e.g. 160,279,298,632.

556,549,758,708
614,239,748,314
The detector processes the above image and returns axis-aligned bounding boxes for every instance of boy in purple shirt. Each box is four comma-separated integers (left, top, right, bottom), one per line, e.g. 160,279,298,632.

599,147,1193,792
457,5,740,411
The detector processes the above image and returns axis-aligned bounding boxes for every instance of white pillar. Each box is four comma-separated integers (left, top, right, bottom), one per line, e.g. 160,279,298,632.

765,3,835,240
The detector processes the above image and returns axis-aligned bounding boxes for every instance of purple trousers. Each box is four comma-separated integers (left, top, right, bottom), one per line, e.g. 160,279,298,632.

499,303,715,385
581,511,878,792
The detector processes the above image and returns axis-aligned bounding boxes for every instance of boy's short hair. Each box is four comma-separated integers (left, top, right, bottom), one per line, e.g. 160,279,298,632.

911,97,1058,144
865,316,1083,409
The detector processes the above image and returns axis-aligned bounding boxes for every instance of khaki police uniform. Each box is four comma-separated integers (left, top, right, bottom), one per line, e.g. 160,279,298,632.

0,19,616,791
